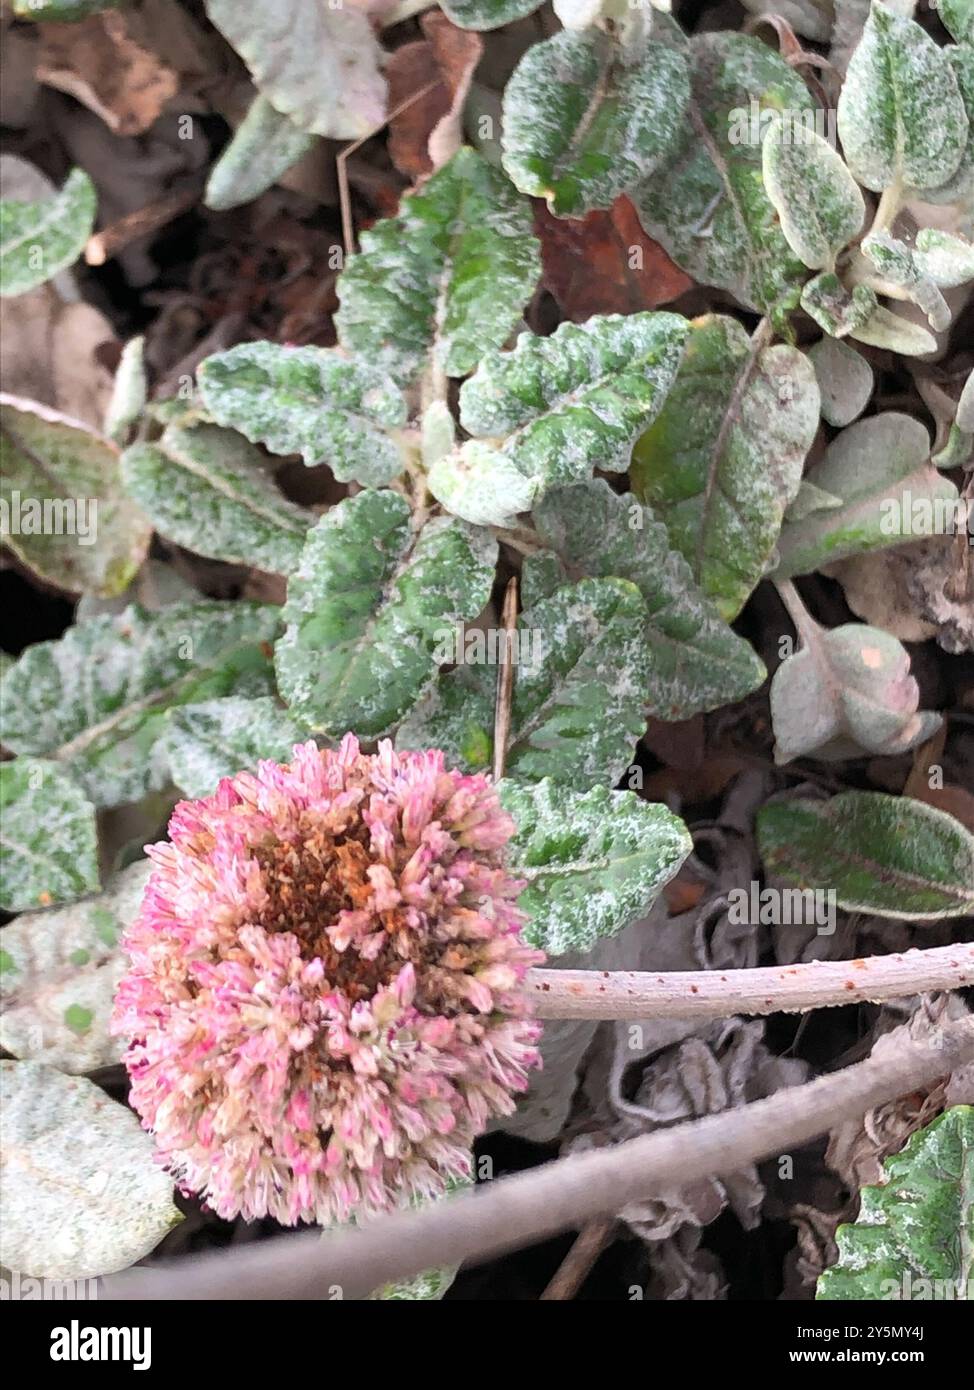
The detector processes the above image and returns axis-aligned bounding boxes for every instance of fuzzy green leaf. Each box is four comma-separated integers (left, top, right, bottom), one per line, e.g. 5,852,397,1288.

630,33,816,319
923,43,974,205
631,314,820,620
104,336,146,444
205,93,316,211
773,413,959,578
121,423,310,575
800,273,878,338
0,860,151,1074
499,779,693,955
818,1107,974,1300
757,791,974,919
398,577,652,788
0,603,280,808
0,168,95,297
501,30,690,218
808,337,874,427
162,696,305,799
937,0,974,43
0,760,100,913
914,228,974,288
1,394,152,597
11,0,125,16
438,0,542,26
275,490,496,739
335,147,540,387
533,480,766,720
204,0,385,139
849,303,939,355
762,119,865,270
197,341,408,484
836,0,969,192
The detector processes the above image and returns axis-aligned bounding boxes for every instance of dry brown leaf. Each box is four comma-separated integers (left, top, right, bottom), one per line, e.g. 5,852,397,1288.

534,195,695,323
0,288,115,430
386,12,483,180
37,11,179,138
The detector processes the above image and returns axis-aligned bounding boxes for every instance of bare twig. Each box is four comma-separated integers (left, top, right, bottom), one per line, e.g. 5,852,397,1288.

539,1217,615,1300
106,1016,974,1300
85,181,202,266
527,943,974,1021
492,576,518,782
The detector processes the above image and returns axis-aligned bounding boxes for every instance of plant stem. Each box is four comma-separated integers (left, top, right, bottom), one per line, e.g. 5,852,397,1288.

527,943,973,1021
107,1017,974,1300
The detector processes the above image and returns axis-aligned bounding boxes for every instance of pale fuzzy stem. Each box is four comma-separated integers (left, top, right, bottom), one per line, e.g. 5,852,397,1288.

107,1017,974,1300
527,944,974,1021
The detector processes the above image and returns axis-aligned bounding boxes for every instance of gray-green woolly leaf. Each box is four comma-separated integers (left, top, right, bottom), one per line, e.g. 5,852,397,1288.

757,791,974,918
0,760,100,913
162,696,305,799
366,1175,473,1300
520,550,567,609
0,602,280,809
860,234,951,331
808,337,874,426
629,33,816,320
0,860,151,1074
446,312,688,519
921,44,974,206
914,228,974,287
0,168,95,297
421,400,455,473
818,1107,974,1300
849,304,938,355
836,0,969,192
533,480,766,720
437,0,543,27
631,314,820,621
399,577,652,789
800,273,878,338
773,412,959,577
785,480,845,522
428,440,536,527
121,423,310,575
0,1061,181,1279
771,622,941,764
196,341,408,484
761,119,865,270
933,421,974,468
11,0,125,15
104,337,146,444
1,394,152,598
275,490,497,740
205,93,316,211
501,30,690,218
204,0,385,140
499,779,693,955
335,147,540,387
958,370,974,432
936,0,974,44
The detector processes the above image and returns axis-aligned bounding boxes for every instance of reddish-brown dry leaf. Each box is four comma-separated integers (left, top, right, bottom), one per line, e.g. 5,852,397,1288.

386,12,482,180
37,12,179,138
534,196,695,322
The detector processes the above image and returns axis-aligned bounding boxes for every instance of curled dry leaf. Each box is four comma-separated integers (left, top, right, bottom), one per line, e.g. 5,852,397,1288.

386,11,483,180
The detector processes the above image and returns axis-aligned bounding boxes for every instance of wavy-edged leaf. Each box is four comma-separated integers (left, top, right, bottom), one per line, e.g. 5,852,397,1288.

399,576,651,788
0,760,99,913
757,791,974,919
0,859,151,1074
0,1060,181,1279
0,167,95,297
0,602,280,808
631,314,820,620
197,341,408,485
499,779,693,955
205,92,316,211
431,312,688,526
762,119,865,270
818,1107,974,1300
533,480,766,719
275,490,496,739
1,394,152,597
836,0,969,192
630,32,815,319
501,29,690,217
335,147,540,387
773,412,959,577
438,0,543,26
121,423,309,574
808,337,874,426
204,0,385,139
162,696,305,799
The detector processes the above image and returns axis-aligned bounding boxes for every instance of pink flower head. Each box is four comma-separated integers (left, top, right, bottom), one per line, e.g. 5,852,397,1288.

111,737,543,1227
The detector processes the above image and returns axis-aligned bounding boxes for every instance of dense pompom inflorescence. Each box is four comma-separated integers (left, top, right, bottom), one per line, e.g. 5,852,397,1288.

112,736,543,1226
